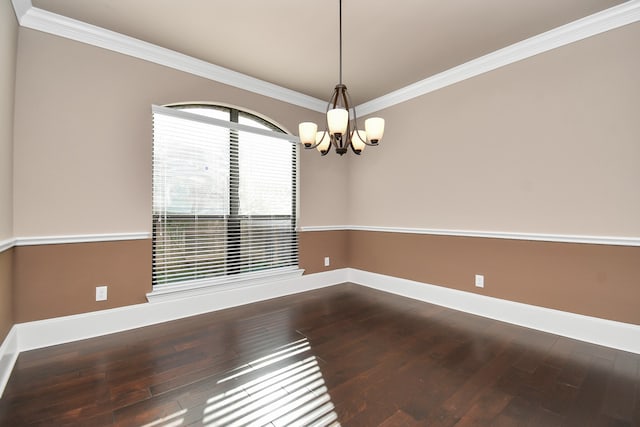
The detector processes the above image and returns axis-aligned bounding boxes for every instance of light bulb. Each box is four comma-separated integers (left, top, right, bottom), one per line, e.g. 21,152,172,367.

351,129,366,153
298,122,318,147
365,117,385,144
327,109,348,137
316,131,331,154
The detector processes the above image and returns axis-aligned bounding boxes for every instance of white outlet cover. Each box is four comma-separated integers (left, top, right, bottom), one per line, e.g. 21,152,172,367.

475,275,484,288
96,285,108,301
324,257,330,267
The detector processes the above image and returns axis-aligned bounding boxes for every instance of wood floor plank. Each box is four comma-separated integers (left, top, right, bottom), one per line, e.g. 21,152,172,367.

600,351,638,423
378,409,420,427
452,386,514,427
429,344,523,424
565,355,614,426
0,283,639,426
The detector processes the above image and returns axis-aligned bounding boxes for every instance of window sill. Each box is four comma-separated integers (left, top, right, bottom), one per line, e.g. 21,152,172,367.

146,267,304,303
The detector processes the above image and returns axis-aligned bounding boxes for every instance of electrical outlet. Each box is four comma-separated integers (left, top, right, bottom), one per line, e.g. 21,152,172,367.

475,275,484,288
96,285,108,301
324,256,330,267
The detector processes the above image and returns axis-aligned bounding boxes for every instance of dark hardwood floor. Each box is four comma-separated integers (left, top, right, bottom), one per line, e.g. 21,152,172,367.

0,283,638,426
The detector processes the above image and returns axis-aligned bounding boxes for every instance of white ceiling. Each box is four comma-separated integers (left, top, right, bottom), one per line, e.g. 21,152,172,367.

31,0,625,105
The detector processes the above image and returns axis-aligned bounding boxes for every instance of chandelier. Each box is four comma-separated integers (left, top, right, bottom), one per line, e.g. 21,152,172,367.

298,0,385,156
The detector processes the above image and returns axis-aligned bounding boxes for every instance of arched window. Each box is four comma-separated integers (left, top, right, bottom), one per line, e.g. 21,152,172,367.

151,104,298,292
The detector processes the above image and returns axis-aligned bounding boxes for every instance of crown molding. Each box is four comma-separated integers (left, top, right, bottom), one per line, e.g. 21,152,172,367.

11,0,326,113
357,0,640,116
11,1,640,118
10,0,31,21
298,225,640,247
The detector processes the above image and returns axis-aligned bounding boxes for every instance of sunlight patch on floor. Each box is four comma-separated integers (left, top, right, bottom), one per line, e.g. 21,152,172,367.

217,338,311,383
202,338,340,426
141,408,187,427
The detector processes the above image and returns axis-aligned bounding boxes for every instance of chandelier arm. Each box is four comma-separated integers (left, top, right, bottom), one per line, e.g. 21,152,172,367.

349,141,362,155
345,90,379,147
324,87,340,151
325,87,340,114
308,128,334,150
321,134,332,155
339,88,350,151
342,85,359,151
349,127,367,150
327,85,349,154
302,139,324,150
341,87,351,111
343,84,355,118
343,84,356,141
326,87,340,152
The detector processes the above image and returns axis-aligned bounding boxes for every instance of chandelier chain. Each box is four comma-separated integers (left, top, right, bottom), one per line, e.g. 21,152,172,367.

339,0,343,85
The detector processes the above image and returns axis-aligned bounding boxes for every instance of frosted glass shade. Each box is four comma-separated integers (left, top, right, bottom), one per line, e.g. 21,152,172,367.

327,108,349,136
298,122,318,147
316,131,331,153
351,129,366,152
365,117,385,143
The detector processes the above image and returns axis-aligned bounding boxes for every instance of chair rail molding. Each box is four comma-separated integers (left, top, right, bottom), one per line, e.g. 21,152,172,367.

298,225,640,247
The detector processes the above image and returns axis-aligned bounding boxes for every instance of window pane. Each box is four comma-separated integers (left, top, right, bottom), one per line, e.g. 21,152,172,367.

239,112,279,131
153,112,230,216
239,218,297,274
238,130,293,216
153,216,228,285
152,104,297,289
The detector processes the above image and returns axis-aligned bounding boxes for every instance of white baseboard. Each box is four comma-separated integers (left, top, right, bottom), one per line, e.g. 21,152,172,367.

2,267,639,398
0,326,19,398
347,268,640,355
16,267,640,354
16,268,347,352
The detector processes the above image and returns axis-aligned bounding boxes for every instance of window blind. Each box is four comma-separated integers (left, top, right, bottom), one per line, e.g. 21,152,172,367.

151,105,298,289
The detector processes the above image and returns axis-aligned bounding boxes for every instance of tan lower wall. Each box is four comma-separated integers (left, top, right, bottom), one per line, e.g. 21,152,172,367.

12,232,348,322
349,230,640,325
14,240,151,323
11,230,639,326
0,248,13,341
299,231,349,274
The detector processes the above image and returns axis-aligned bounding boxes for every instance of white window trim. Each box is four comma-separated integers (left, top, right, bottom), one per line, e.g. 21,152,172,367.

147,266,304,303
151,105,299,143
